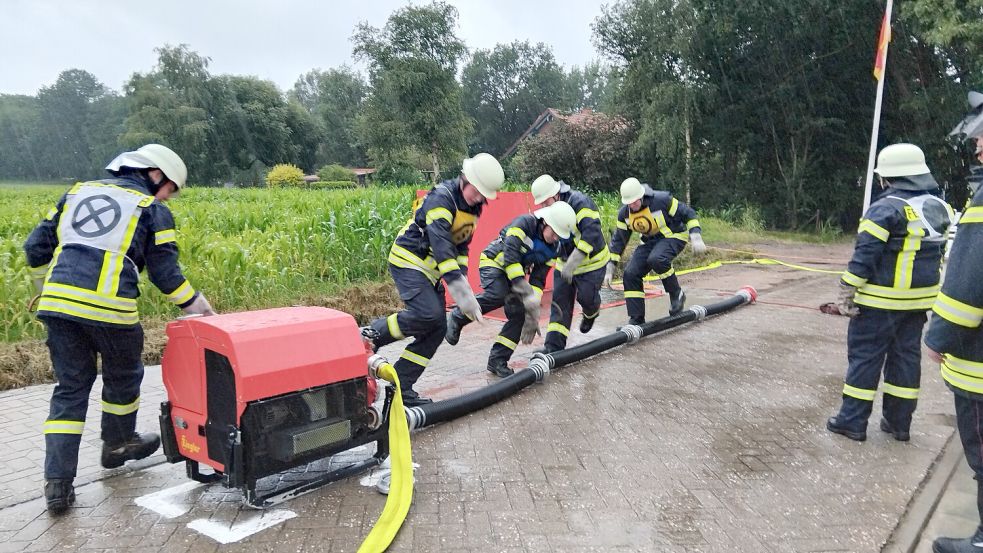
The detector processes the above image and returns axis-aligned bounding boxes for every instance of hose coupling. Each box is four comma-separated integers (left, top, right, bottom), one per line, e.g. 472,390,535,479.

689,305,708,321
404,406,426,431
528,356,551,382
738,286,758,304
620,324,643,344
367,354,390,379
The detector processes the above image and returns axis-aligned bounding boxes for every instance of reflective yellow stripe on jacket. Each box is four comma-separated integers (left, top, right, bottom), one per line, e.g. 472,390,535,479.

942,354,983,395
854,283,940,311
388,244,439,284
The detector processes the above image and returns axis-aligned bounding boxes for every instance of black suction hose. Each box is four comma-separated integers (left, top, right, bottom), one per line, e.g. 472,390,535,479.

403,287,757,430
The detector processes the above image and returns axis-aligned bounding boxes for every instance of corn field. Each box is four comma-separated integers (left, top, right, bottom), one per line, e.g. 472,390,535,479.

1,183,785,344
1,184,415,342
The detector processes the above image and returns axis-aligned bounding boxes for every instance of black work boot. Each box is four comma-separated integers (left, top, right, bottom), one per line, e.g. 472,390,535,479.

826,417,866,442
445,313,465,345
101,432,161,469
401,389,433,407
487,357,514,378
669,290,687,316
579,314,597,334
627,317,645,327
360,326,380,353
933,529,983,553
44,479,75,515
879,417,910,442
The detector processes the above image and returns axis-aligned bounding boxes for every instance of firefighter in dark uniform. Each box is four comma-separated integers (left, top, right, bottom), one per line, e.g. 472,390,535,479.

826,143,954,443
529,175,611,352
445,201,577,376
23,144,216,515
605,178,706,324
925,90,983,553
362,153,504,406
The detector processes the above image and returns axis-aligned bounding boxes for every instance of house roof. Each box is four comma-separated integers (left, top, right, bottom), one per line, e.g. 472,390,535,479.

501,108,607,159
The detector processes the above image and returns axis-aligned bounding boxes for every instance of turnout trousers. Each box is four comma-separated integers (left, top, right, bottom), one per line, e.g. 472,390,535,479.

544,265,605,352
449,266,525,366
953,391,983,533
370,265,447,393
622,237,686,323
41,316,144,480
834,308,927,434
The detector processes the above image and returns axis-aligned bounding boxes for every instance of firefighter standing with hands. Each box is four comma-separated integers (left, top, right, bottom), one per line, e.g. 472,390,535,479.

530,175,611,352
24,144,216,515
361,153,504,406
445,201,577,376
925,91,983,553
605,178,705,324
826,143,954,443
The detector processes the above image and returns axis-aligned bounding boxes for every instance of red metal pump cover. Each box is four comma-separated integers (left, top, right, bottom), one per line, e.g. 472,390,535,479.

161,307,368,467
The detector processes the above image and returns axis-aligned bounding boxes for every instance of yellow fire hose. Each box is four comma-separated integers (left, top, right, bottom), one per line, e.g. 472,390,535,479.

358,361,413,553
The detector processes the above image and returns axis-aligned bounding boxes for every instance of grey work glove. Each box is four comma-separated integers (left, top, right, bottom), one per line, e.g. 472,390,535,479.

602,261,616,289
520,312,540,344
182,293,217,316
512,279,540,315
32,277,44,294
560,249,587,284
447,277,483,323
689,232,707,255
836,283,859,318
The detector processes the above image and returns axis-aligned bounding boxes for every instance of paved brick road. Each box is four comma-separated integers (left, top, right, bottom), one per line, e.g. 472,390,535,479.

0,255,958,552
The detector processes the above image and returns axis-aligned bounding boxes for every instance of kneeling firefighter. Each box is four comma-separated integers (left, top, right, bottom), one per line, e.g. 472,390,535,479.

445,201,577,376
827,143,954,443
531,175,611,353
605,178,705,324
362,153,505,406
23,144,216,515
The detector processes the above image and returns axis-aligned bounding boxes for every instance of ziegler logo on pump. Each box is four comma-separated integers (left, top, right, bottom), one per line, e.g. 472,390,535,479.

180,434,202,454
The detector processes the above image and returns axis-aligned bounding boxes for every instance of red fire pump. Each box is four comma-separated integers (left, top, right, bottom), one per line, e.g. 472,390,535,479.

158,307,392,507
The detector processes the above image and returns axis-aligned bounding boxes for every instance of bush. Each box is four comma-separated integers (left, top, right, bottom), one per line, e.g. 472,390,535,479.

376,162,424,185
265,164,305,188
308,180,357,190
317,164,356,183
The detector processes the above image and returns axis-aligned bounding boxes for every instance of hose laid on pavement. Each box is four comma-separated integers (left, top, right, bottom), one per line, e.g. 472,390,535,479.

404,286,757,431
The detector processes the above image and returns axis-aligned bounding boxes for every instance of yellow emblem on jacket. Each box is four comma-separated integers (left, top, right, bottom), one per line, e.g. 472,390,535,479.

451,210,477,244
628,207,660,236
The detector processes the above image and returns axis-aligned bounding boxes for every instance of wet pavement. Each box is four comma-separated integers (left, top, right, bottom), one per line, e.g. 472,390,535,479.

0,244,972,552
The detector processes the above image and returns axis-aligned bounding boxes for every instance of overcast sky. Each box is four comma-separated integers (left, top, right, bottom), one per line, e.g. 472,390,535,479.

0,0,611,96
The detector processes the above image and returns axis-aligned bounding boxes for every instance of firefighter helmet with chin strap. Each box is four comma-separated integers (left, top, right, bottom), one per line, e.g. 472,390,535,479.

620,177,645,205
461,153,504,200
535,200,576,239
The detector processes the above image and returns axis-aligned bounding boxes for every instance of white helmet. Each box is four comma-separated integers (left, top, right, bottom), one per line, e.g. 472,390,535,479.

462,153,504,200
106,144,188,189
535,200,576,239
874,143,930,178
531,174,561,204
620,177,645,205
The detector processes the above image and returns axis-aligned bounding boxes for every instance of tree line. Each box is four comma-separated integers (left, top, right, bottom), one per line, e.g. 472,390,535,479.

0,0,980,229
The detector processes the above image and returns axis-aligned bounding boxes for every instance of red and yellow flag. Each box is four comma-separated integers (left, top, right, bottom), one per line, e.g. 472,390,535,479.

873,6,891,80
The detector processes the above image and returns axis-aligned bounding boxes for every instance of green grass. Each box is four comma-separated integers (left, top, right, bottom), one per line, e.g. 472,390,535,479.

1,182,840,343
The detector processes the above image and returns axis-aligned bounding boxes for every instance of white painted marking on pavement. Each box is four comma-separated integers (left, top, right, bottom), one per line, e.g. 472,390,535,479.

187,510,297,544
134,481,205,518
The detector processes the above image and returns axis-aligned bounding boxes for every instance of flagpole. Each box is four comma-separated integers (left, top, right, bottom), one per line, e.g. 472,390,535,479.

862,0,893,214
